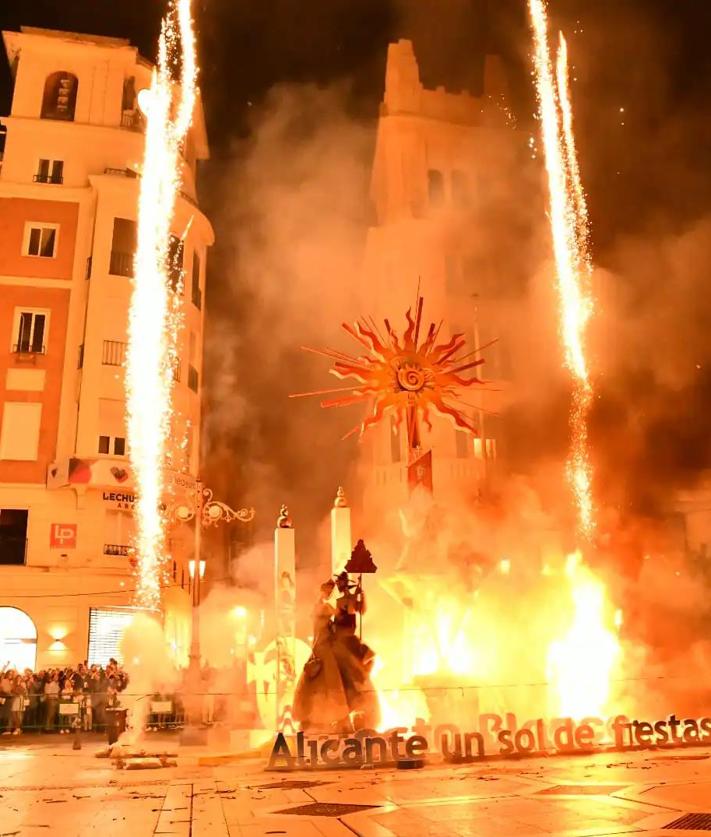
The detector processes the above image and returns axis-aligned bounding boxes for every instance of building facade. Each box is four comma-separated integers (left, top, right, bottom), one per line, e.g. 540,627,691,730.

0,28,213,669
358,40,526,519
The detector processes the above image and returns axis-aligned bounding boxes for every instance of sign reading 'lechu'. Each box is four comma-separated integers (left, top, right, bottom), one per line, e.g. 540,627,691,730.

268,713,711,770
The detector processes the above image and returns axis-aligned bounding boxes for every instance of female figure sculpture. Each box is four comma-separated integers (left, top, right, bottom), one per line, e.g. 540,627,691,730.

292,580,351,733
293,573,380,733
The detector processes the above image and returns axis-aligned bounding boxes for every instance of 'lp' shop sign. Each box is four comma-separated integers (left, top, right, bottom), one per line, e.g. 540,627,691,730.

50,523,77,549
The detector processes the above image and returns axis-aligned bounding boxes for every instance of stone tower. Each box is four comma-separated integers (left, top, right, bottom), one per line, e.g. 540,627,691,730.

358,39,525,518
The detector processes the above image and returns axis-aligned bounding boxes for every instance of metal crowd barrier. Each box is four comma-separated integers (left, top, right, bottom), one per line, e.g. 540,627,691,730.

0,692,186,733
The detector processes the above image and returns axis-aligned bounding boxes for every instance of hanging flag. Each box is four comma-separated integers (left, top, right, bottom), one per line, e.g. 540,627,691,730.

408,450,433,493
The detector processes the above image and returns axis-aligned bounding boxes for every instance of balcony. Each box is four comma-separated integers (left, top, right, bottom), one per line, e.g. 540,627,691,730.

109,250,134,277
103,544,132,557
120,110,144,132
12,343,46,363
102,340,126,367
172,358,181,383
104,166,139,179
33,173,63,184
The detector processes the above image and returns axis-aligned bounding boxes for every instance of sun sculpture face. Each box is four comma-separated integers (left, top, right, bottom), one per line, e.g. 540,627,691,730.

293,296,490,445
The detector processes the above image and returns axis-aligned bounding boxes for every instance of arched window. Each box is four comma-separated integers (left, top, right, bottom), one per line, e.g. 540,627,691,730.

41,71,78,121
427,169,445,207
0,607,37,671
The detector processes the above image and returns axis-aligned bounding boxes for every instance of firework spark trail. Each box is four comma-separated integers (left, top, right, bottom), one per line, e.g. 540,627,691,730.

556,33,591,267
127,0,197,609
529,0,594,539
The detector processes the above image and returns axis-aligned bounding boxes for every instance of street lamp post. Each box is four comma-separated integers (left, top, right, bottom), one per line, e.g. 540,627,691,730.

174,478,254,742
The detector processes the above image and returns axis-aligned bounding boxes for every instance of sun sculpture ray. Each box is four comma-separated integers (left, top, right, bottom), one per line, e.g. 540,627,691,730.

291,297,490,454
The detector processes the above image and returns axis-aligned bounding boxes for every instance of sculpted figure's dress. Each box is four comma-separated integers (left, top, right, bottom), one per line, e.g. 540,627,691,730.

330,579,380,730
292,586,350,733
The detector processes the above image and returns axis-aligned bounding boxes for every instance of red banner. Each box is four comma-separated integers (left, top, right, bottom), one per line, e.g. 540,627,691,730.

408,450,433,493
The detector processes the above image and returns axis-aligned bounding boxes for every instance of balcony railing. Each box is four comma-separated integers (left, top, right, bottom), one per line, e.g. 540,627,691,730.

102,340,126,367
172,358,181,383
109,250,134,277
12,343,46,356
103,544,132,557
104,166,138,178
120,110,144,132
187,365,199,392
33,173,63,184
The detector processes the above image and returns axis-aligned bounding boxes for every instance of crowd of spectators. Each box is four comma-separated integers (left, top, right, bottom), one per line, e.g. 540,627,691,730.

1,659,258,736
0,660,129,735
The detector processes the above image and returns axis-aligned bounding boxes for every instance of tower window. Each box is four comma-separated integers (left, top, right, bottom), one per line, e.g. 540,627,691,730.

41,71,78,121
455,429,470,459
427,169,445,207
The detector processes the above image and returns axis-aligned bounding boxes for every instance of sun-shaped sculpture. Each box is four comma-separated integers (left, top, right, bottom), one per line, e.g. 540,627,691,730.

291,296,492,452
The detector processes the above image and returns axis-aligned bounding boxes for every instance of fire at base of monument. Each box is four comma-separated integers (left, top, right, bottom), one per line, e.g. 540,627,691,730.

295,483,711,743
358,490,625,733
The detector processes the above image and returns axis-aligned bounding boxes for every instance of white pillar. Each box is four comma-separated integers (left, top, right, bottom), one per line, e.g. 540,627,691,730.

330,486,352,577
274,505,296,732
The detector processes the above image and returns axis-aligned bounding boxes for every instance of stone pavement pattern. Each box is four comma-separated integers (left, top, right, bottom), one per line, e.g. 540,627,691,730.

1,738,710,836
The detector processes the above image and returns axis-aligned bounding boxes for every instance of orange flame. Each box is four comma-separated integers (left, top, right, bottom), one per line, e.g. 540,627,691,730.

547,554,621,718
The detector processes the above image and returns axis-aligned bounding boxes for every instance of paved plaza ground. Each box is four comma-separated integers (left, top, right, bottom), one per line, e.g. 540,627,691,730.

1,733,710,836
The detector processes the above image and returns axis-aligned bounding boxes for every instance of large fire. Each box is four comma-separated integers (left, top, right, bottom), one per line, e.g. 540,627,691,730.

546,553,621,718
370,548,624,731
127,0,197,610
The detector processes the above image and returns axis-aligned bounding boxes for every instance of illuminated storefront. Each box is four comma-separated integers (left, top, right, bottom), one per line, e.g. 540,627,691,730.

0,606,37,671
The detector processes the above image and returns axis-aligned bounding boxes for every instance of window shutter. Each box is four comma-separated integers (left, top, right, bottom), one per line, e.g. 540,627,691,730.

28,228,41,256
40,228,56,257
17,313,32,351
31,314,46,353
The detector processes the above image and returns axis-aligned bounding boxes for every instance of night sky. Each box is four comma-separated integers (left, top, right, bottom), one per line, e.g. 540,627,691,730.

2,1,710,240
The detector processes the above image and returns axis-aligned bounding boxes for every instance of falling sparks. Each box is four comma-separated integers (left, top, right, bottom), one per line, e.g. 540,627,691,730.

126,0,197,610
529,0,595,539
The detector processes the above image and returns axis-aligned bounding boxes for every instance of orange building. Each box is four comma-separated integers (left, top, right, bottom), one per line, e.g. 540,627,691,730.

0,28,213,669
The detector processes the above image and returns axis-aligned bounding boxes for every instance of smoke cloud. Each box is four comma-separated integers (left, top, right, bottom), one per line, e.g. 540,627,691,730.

198,1,711,727
202,83,376,571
